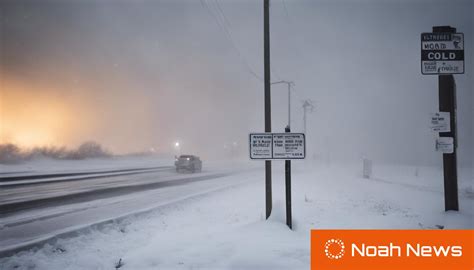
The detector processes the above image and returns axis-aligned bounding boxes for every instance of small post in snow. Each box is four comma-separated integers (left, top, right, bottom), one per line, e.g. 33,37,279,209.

363,158,372,179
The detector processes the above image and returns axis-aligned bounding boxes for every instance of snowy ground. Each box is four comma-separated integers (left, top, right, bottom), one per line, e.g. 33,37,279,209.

0,160,472,269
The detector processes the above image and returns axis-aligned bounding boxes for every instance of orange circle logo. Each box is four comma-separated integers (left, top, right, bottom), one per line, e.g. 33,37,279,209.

324,239,345,259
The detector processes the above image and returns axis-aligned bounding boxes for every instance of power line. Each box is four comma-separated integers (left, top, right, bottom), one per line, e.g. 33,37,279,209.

200,0,263,82
214,0,232,29
212,0,263,82
277,0,306,71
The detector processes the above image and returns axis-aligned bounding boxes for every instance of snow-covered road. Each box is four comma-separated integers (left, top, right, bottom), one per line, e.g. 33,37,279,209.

1,167,175,207
0,162,253,256
0,166,172,185
1,166,199,209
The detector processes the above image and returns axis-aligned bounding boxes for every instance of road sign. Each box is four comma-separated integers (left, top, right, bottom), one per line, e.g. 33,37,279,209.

273,133,305,159
250,133,305,159
421,32,464,75
430,112,451,132
249,133,273,159
436,137,454,154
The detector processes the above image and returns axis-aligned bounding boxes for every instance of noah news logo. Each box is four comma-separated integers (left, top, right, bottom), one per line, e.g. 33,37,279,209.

324,239,345,259
323,239,463,259
311,230,473,270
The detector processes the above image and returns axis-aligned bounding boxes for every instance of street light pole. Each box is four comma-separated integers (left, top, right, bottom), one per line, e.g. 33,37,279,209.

271,80,294,129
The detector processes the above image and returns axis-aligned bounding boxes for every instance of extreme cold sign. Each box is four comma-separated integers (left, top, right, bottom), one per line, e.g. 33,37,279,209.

249,133,305,160
421,32,464,75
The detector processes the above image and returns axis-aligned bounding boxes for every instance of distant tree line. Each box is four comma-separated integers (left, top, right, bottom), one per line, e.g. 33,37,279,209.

0,141,111,164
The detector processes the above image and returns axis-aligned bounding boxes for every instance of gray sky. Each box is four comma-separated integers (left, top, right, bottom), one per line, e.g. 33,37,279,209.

0,0,472,166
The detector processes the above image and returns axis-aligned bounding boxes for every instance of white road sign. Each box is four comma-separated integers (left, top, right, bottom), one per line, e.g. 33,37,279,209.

249,134,273,159
430,112,451,132
250,133,305,160
272,133,305,159
421,32,464,75
436,137,454,154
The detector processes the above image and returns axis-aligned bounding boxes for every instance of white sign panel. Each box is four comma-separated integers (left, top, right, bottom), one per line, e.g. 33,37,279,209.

430,112,451,132
272,133,305,159
436,137,454,154
421,32,464,75
249,134,273,159
249,133,305,160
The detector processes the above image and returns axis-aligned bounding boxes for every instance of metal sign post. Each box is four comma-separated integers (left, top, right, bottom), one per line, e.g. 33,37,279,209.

284,126,292,229
422,26,462,211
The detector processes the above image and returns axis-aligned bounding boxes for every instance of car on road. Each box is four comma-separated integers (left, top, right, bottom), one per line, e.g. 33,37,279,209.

174,155,202,173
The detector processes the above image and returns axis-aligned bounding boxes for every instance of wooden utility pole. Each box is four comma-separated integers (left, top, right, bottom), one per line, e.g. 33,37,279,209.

264,0,272,219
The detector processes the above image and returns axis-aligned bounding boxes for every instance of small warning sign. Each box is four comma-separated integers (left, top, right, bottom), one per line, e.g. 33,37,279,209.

430,112,451,132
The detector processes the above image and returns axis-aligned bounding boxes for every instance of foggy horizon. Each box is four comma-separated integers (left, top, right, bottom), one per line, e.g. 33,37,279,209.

1,0,472,167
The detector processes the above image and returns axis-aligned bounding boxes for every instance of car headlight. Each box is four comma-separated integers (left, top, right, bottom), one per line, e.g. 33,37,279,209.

186,158,190,160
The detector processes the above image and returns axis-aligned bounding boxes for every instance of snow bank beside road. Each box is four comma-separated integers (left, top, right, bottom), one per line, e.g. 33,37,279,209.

1,162,472,269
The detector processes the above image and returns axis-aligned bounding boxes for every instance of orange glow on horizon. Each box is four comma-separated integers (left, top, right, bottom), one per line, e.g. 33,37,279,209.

0,79,75,148
1,75,158,154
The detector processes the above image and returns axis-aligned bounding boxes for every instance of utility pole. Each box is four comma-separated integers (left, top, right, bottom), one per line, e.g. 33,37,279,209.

302,100,314,134
434,26,459,211
263,0,272,219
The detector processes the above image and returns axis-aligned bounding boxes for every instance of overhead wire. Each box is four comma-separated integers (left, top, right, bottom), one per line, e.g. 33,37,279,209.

200,0,264,83
278,0,310,105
